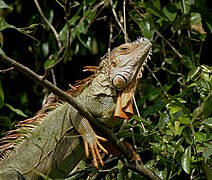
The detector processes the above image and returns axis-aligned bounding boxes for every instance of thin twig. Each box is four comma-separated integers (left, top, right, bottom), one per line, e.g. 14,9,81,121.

34,0,63,85
0,67,14,73
108,20,113,56
160,61,183,76
146,64,168,98
133,95,146,132
110,0,127,39
63,0,71,47
50,69,57,86
127,163,161,180
123,0,128,43
34,0,62,49
73,0,107,34
85,0,108,32
155,30,182,59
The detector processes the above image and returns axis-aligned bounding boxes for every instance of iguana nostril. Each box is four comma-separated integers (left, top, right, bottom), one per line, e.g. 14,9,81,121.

112,74,127,89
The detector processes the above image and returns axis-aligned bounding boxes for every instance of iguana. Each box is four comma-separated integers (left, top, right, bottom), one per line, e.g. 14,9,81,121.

0,37,152,179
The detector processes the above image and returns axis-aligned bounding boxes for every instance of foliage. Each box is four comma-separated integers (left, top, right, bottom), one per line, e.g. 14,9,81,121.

0,0,212,179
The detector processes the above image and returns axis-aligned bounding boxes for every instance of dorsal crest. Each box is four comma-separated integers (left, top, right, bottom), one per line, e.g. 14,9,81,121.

0,102,61,161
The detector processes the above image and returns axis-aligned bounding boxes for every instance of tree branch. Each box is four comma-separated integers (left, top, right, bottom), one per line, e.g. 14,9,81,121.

0,54,160,180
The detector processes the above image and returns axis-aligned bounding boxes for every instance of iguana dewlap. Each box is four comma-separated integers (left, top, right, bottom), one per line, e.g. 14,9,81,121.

114,78,137,119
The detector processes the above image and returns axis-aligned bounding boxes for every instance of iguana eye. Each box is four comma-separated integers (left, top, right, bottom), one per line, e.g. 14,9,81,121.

119,44,132,53
111,61,116,67
121,47,129,51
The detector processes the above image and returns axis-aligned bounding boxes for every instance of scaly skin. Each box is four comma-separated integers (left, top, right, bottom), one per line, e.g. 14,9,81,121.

0,37,152,179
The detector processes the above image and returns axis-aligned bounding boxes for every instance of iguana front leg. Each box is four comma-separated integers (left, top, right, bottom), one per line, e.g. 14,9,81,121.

71,111,108,168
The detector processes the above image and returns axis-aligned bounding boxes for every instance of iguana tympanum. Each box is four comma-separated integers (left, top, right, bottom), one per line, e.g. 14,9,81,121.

0,37,152,179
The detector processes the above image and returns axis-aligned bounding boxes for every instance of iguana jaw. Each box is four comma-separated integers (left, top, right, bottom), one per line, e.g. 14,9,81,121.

111,37,152,119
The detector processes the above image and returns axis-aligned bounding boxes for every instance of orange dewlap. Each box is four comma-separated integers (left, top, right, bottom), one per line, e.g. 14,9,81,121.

114,79,136,119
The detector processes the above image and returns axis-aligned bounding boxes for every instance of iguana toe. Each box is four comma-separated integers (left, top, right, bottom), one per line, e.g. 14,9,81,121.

82,134,108,168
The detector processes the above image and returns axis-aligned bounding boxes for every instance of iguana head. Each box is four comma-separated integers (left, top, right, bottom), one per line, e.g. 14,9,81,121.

109,37,152,119
68,37,152,120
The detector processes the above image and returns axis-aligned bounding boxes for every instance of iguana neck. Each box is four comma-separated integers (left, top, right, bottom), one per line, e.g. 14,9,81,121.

85,54,116,98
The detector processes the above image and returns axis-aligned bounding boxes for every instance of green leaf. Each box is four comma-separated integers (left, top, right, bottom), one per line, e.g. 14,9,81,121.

172,14,191,33
117,165,126,180
129,10,154,39
157,112,170,130
194,132,206,142
174,136,185,158
174,120,180,131
190,13,206,35
0,0,12,10
190,13,202,25
42,42,49,57
131,115,151,126
4,103,27,117
116,130,134,139
155,167,168,180
0,116,12,127
162,3,178,21
137,88,161,106
201,71,210,81
0,47,5,55
77,21,87,34
83,8,97,24
181,146,191,174
181,55,194,69
128,171,143,180
44,59,56,70
172,12,205,34
77,34,91,50
180,117,190,125
142,99,164,118
205,13,212,34
0,81,4,108
203,144,212,159
192,106,203,122
0,17,15,31
171,96,190,117
187,66,200,81
201,162,212,180
171,108,183,119
200,79,211,91
201,64,212,73
0,31,3,47
202,117,212,127
142,2,168,20
202,96,212,117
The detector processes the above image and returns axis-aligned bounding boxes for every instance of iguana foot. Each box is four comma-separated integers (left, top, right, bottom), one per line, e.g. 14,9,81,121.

82,133,108,168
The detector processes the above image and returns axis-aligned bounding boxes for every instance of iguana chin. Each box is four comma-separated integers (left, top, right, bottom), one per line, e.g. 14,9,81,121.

0,37,152,179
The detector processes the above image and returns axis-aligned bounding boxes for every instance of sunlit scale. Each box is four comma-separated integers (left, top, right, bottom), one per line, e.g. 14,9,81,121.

112,74,127,89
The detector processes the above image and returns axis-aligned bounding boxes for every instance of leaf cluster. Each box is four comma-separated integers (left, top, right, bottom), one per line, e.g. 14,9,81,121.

0,0,212,179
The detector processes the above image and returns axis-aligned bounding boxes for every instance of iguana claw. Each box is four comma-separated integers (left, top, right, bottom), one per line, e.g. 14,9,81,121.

82,134,108,168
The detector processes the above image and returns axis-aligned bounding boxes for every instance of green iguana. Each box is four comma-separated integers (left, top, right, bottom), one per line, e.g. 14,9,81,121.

0,37,152,179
